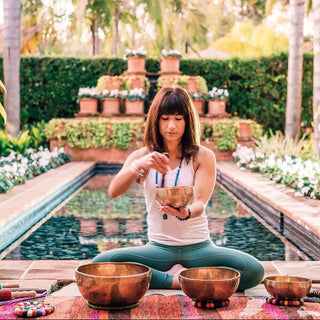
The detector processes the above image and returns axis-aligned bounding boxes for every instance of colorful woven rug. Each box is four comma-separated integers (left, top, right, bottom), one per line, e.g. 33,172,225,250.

1,295,320,319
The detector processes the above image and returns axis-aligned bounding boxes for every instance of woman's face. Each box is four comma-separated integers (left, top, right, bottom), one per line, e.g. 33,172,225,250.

159,113,186,144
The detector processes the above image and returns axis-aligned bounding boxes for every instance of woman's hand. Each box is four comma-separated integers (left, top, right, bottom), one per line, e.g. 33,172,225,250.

159,205,190,219
135,151,169,174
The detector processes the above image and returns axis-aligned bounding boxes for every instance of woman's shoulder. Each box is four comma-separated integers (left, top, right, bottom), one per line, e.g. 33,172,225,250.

193,145,216,165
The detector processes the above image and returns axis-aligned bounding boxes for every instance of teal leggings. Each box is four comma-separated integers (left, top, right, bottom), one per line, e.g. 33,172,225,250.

91,239,264,290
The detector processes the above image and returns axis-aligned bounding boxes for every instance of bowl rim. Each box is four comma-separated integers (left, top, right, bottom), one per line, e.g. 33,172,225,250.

154,186,195,192
75,262,151,279
179,266,241,282
264,275,312,284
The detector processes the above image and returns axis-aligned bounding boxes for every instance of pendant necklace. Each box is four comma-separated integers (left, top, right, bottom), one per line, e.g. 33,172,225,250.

155,157,183,220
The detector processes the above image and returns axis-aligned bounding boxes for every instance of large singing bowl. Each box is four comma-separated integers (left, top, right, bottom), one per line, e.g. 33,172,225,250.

75,262,151,308
179,267,240,302
264,276,311,300
154,186,194,208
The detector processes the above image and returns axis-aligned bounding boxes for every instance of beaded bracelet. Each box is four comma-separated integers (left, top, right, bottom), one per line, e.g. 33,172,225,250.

129,160,145,177
14,301,55,317
176,208,191,221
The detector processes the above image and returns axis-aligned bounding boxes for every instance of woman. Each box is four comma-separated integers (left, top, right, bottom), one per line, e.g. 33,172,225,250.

92,86,264,290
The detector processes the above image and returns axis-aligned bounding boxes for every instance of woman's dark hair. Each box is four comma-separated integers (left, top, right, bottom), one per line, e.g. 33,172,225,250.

144,86,200,161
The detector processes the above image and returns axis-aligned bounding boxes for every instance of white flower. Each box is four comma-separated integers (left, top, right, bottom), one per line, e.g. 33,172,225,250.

78,87,100,98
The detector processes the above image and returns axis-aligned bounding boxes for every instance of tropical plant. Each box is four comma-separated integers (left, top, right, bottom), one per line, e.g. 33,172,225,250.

0,81,7,124
254,130,312,159
208,87,229,100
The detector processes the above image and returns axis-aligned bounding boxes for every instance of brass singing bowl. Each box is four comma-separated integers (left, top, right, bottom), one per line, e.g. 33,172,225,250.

264,276,312,300
154,186,194,208
75,262,151,308
179,267,240,302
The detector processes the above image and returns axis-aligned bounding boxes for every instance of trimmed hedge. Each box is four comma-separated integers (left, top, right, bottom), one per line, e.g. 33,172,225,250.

0,53,313,133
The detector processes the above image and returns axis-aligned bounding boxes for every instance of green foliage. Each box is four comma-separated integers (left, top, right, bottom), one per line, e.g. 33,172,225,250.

255,130,313,159
44,118,145,150
0,54,314,135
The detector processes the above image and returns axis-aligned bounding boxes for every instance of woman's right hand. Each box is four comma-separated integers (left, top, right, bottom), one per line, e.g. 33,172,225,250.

135,151,169,174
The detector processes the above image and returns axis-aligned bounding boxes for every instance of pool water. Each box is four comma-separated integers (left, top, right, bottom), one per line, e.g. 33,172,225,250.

5,174,298,261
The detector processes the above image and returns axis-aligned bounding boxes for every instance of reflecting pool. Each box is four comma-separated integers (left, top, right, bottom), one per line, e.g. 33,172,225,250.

5,174,304,261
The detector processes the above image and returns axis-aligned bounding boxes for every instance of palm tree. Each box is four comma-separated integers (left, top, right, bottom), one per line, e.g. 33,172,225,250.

3,0,21,137
313,0,320,156
285,0,305,139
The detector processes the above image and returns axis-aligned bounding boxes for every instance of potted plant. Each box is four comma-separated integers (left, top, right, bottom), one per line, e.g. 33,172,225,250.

125,47,147,74
181,76,208,94
122,88,147,114
156,76,180,89
160,49,182,74
124,75,150,94
190,92,207,115
96,75,124,92
236,119,253,141
77,87,100,114
207,87,229,116
0,80,7,124
101,89,122,115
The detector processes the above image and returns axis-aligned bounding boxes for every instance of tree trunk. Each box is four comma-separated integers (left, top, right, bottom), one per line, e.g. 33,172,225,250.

313,0,320,156
3,0,21,137
91,19,99,56
112,5,121,57
285,0,305,139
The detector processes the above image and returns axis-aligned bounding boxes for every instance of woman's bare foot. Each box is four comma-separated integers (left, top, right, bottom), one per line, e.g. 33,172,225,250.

166,264,187,289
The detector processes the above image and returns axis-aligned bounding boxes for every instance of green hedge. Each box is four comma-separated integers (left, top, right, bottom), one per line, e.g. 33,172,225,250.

0,53,313,133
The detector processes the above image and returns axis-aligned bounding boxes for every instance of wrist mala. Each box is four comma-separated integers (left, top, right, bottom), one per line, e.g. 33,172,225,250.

176,208,191,221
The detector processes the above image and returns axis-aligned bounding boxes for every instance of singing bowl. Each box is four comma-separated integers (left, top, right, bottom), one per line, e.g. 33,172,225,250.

179,267,240,302
264,276,312,300
75,262,151,308
154,186,194,208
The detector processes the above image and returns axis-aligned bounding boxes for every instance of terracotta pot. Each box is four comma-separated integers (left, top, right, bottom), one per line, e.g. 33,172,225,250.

101,98,121,115
158,75,179,88
79,219,98,236
79,98,98,114
127,56,146,73
239,121,252,140
192,99,205,114
187,77,198,93
105,77,122,91
208,99,227,116
125,99,144,114
126,76,146,92
201,140,234,161
160,57,180,73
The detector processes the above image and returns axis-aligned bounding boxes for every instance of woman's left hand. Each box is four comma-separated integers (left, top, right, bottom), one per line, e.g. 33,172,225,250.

159,206,189,219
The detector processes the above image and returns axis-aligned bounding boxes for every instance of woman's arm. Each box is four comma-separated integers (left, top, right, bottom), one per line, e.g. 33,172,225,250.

159,146,216,219
108,147,169,199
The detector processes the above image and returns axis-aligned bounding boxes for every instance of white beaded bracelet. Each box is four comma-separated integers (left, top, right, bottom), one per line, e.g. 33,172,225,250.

130,160,145,177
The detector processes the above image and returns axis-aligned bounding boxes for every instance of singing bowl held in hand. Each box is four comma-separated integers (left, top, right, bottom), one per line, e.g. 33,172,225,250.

154,186,194,208
179,267,240,302
264,276,312,300
75,262,151,308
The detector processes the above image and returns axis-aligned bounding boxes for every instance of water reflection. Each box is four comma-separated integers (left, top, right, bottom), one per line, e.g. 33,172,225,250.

5,174,304,261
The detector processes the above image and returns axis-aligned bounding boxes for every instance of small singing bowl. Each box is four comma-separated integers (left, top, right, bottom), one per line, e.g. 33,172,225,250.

75,262,151,308
154,186,194,208
264,276,312,300
179,267,240,302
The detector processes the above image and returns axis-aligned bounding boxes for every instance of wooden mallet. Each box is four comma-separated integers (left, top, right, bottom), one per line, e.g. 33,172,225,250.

0,289,37,301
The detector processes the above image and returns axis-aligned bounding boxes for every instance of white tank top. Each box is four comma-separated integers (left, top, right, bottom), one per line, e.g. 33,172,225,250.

143,157,210,245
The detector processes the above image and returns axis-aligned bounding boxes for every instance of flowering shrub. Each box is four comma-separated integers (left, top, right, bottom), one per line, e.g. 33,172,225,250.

233,144,320,199
161,49,182,58
125,47,146,58
102,89,122,99
122,88,147,101
208,87,229,100
0,147,71,193
78,87,100,99
190,92,207,100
